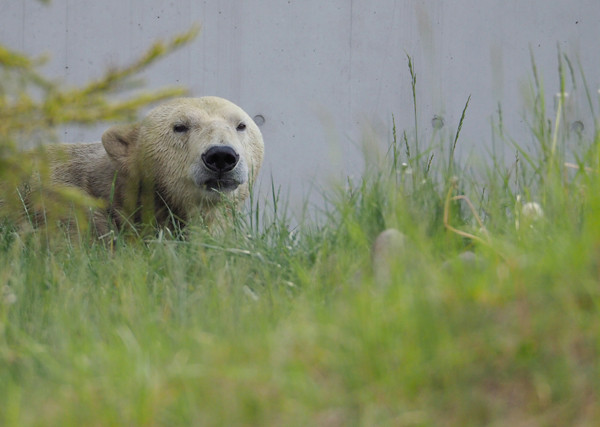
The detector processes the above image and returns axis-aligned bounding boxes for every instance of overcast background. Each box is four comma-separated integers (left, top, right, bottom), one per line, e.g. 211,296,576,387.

1,0,599,215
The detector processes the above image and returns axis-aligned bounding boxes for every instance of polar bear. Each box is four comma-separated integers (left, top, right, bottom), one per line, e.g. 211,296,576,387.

47,96,264,237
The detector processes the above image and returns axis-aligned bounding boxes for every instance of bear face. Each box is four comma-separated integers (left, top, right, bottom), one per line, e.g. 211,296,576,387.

48,97,264,236
104,97,263,206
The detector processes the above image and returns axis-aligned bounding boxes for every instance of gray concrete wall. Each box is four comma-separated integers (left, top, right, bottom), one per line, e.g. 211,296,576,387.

2,0,598,211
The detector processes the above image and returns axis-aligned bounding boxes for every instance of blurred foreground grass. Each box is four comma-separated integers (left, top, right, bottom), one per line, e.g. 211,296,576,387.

1,37,600,426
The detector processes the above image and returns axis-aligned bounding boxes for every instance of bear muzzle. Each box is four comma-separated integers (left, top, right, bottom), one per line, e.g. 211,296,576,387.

192,145,248,194
201,146,240,173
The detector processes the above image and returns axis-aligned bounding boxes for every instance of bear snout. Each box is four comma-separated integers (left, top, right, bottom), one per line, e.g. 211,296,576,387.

191,145,248,195
201,146,240,173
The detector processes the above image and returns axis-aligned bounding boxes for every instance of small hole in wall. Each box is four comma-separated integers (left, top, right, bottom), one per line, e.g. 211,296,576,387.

571,120,584,133
432,115,444,130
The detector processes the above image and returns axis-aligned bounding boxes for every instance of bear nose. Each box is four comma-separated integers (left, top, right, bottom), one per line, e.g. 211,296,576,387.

201,146,240,173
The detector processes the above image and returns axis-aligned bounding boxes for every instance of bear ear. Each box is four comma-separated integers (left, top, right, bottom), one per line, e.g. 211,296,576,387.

102,124,140,168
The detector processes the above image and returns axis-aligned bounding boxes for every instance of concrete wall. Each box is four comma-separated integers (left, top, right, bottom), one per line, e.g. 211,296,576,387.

1,0,598,210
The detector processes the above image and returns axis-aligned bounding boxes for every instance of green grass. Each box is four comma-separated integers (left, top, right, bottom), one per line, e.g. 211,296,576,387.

2,65,600,426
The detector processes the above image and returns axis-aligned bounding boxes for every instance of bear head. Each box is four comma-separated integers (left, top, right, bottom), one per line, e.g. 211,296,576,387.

101,96,264,221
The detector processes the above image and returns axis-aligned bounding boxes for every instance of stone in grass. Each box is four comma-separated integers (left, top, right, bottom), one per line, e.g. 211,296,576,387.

372,228,407,284
442,250,486,271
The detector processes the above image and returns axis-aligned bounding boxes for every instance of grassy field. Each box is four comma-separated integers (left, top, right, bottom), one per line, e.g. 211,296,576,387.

2,71,600,425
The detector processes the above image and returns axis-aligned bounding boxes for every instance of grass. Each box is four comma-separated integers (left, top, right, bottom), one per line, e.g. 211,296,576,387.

2,60,600,426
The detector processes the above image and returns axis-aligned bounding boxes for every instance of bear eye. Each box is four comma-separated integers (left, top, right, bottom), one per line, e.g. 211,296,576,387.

236,122,247,132
173,123,190,133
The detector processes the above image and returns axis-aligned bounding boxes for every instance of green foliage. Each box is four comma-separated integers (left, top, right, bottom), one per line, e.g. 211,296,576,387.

1,42,600,427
